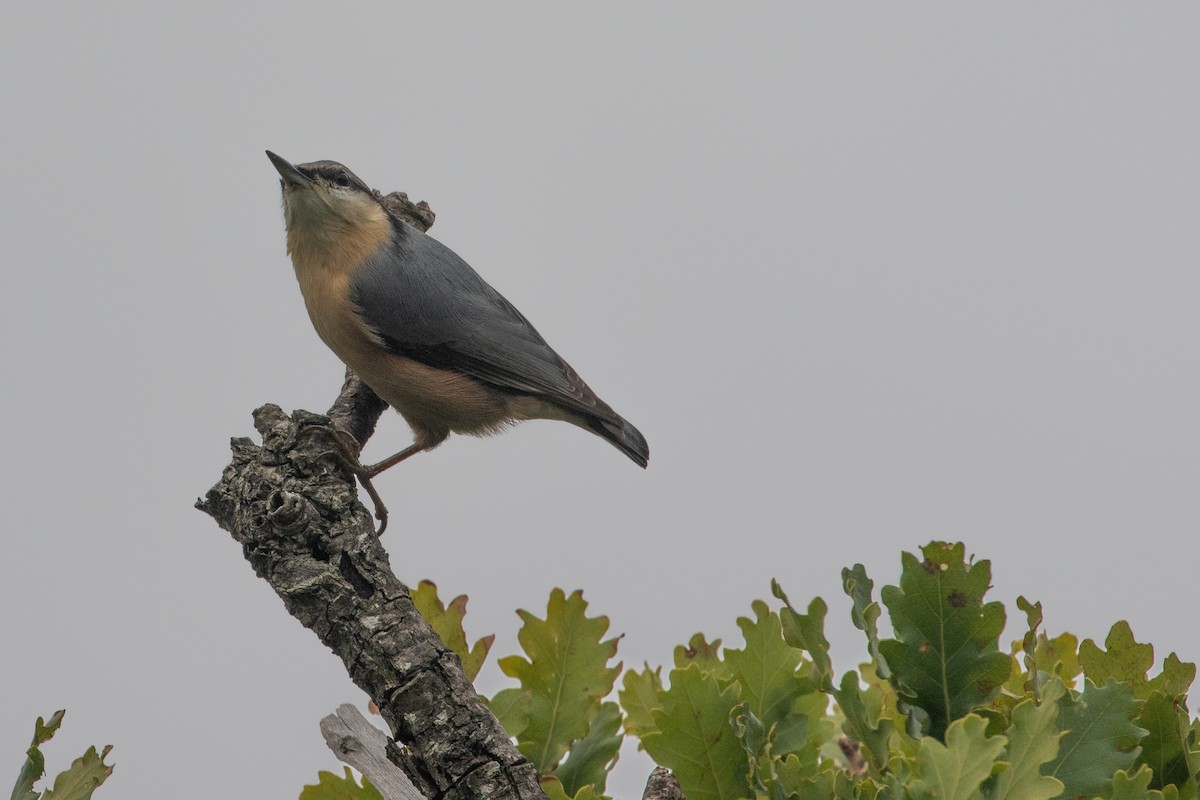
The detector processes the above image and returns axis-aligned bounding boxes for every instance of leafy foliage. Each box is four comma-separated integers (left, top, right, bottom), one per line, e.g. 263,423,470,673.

1045,678,1146,798
554,702,624,796
10,711,113,800
991,678,1066,800
640,665,750,800
489,686,533,739
410,579,493,681
1108,765,1184,800
311,543,1200,800
878,543,1011,740
540,776,607,800
1136,691,1200,797
1081,622,1157,695
724,600,817,757
910,714,1006,800
774,583,833,692
299,768,384,800
617,665,663,739
495,588,622,786
842,564,888,679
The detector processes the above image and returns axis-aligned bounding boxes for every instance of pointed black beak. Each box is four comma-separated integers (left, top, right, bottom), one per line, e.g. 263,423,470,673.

266,150,313,188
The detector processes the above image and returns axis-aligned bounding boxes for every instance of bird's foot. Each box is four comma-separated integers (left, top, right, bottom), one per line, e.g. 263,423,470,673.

322,428,390,536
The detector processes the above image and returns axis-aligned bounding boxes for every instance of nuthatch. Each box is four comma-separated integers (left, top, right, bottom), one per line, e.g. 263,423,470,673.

267,151,648,532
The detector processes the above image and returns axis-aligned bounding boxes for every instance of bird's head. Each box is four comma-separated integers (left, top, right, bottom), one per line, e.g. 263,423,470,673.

267,150,382,230
267,151,390,262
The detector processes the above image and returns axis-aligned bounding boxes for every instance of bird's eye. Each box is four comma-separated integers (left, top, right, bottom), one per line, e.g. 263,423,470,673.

334,174,352,188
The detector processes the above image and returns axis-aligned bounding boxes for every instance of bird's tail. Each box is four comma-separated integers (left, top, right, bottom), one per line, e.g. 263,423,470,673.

587,414,650,468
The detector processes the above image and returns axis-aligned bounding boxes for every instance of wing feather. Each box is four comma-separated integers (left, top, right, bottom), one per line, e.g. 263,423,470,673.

350,224,612,419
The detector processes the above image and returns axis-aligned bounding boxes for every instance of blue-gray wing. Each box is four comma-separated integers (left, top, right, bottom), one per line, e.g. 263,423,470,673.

350,225,610,418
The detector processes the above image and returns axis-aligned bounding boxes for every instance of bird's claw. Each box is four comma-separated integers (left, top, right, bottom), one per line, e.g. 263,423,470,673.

327,428,364,464
321,427,390,536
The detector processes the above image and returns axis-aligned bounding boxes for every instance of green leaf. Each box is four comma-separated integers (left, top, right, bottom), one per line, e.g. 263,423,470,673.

1044,679,1146,799
775,756,836,800
488,688,532,738
1146,654,1197,701
832,670,894,774
619,665,663,740
12,711,66,800
992,677,1066,800
1015,596,1043,693
878,543,1011,739
846,775,892,800
40,746,115,800
674,633,731,680
1006,614,1082,699
299,768,384,800
910,714,1006,800
774,583,834,693
12,760,41,800
12,713,113,800
1080,622,1155,696
497,589,622,773
730,703,774,797
789,692,838,776
540,777,606,800
411,580,494,682
1107,766,1183,800
31,712,66,749
725,600,809,746
641,665,750,800
733,695,831,798
1036,631,1082,684
1136,691,1199,794
843,564,889,678
554,702,623,796
1010,628,1082,691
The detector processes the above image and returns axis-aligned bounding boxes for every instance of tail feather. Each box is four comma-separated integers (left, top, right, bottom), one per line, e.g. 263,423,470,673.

587,414,649,468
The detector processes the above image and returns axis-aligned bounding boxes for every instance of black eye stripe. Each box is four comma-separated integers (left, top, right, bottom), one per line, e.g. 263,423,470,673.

303,162,362,190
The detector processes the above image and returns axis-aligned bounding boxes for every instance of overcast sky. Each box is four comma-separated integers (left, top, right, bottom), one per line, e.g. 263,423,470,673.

3,4,1197,799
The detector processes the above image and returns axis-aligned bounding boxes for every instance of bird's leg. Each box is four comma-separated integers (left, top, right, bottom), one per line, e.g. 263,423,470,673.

321,429,388,534
359,442,430,477
354,472,391,537
326,430,430,536
349,444,431,536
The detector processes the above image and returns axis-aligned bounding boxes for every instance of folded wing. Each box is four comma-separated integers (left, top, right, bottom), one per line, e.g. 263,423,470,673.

350,223,615,421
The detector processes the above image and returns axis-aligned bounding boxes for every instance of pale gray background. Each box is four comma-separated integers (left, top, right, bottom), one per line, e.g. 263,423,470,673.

2,4,1197,798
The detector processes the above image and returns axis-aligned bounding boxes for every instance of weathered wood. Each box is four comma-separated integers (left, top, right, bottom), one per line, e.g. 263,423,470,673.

320,704,424,800
197,405,545,800
641,768,683,800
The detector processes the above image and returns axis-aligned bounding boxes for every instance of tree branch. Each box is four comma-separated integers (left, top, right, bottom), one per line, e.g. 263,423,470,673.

197,405,544,799
641,768,683,800
320,704,423,800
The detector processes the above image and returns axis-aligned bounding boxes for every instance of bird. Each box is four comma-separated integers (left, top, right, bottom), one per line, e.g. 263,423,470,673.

266,151,648,532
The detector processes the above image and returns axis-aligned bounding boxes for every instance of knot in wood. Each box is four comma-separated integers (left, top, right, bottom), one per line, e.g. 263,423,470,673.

266,489,312,532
